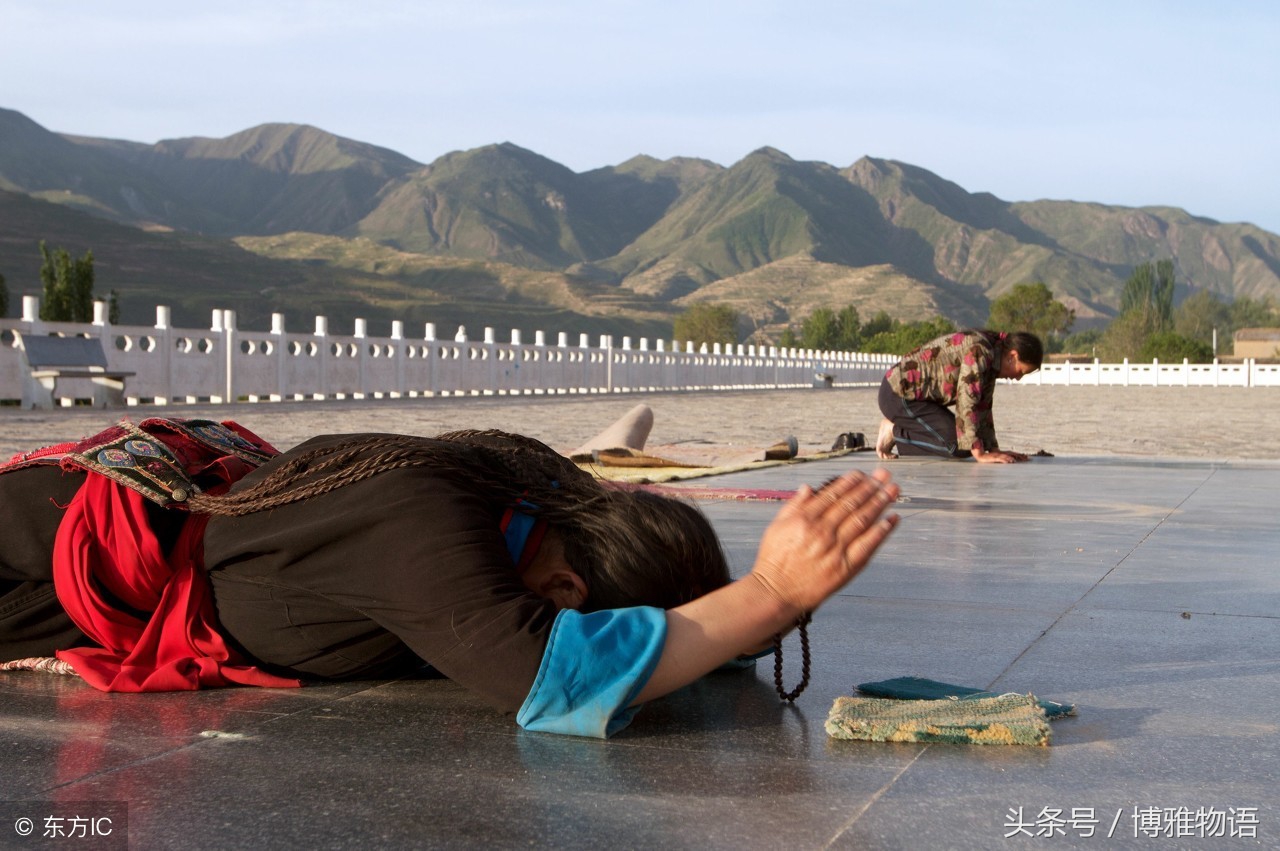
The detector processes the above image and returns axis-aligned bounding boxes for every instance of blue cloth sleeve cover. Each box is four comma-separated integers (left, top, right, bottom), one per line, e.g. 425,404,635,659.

516,606,667,738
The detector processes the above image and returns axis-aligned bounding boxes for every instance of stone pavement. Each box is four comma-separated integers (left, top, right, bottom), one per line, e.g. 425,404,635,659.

2,384,1278,461
1,387,1277,848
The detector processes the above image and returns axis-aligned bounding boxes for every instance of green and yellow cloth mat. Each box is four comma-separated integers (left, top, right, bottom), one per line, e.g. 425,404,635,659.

825,677,1077,747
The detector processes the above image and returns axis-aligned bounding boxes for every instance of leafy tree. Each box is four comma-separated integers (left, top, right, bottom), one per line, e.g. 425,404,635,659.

1219,296,1279,356
673,302,739,347
862,315,957,355
1138,331,1214,363
1097,310,1155,361
108,290,121,324
1173,289,1230,348
796,305,866,351
986,282,1074,343
783,306,934,353
799,307,839,350
1061,328,1103,357
793,303,865,350
1227,296,1280,331
834,306,862,350
38,242,97,322
1144,290,1279,359
860,310,895,340
0,272,8,317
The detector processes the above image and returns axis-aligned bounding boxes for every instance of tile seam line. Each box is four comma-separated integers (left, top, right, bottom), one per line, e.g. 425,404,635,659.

822,747,928,849
822,466,1221,843
987,466,1220,688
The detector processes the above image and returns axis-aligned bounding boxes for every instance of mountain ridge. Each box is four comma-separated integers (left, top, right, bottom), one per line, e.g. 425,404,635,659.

2,108,1277,338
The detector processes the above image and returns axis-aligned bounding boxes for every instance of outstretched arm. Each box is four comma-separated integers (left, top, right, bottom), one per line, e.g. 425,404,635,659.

633,470,899,704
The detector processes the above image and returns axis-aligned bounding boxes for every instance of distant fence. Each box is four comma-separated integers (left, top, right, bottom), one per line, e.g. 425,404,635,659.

4,296,1278,408
1028,358,1280,388
0,296,893,407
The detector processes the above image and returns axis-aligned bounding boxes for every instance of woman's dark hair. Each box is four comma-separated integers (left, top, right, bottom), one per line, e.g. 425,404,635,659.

187,429,731,612
560,486,730,612
1006,331,1044,369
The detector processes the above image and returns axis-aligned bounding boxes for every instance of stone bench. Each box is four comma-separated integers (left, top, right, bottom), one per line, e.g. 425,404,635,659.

16,333,135,408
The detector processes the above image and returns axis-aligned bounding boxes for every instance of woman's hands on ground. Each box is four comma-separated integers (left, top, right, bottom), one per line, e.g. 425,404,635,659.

747,470,900,618
972,438,1030,464
972,446,1030,463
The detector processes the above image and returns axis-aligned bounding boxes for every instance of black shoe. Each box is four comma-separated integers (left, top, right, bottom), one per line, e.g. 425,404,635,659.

831,432,866,451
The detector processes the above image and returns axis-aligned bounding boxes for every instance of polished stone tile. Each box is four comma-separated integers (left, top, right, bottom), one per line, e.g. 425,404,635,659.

0,677,386,798
52,679,913,849
847,605,1279,849
3,455,1276,848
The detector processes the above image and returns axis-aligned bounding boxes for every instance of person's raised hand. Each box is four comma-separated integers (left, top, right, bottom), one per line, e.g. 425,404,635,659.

747,470,899,617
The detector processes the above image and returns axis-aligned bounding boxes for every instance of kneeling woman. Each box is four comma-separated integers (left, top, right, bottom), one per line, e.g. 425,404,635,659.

0,419,898,737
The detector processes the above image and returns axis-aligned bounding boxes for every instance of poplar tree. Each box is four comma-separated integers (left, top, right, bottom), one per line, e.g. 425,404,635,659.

1119,260,1175,329
38,241,97,322
1101,260,1189,360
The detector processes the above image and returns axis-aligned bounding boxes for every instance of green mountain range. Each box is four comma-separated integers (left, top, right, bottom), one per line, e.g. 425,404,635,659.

3,106,1277,340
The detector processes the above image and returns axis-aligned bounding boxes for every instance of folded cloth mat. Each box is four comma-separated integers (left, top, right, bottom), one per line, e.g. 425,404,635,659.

856,676,1076,719
825,694,1051,746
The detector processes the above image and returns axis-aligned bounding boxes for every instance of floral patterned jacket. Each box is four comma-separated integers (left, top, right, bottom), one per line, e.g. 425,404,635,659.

884,330,1009,452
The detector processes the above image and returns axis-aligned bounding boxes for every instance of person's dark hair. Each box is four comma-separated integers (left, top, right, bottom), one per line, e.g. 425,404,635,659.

187,429,731,611
1006,331,1043,369
561,486,730,612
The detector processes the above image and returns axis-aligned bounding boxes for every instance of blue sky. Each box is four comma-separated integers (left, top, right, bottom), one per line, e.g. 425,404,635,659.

3,1,1277,233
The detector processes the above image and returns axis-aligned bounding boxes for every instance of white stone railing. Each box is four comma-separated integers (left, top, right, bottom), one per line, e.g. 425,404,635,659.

1025,358,1280,388
7,296,1275,407
0,296,895,407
